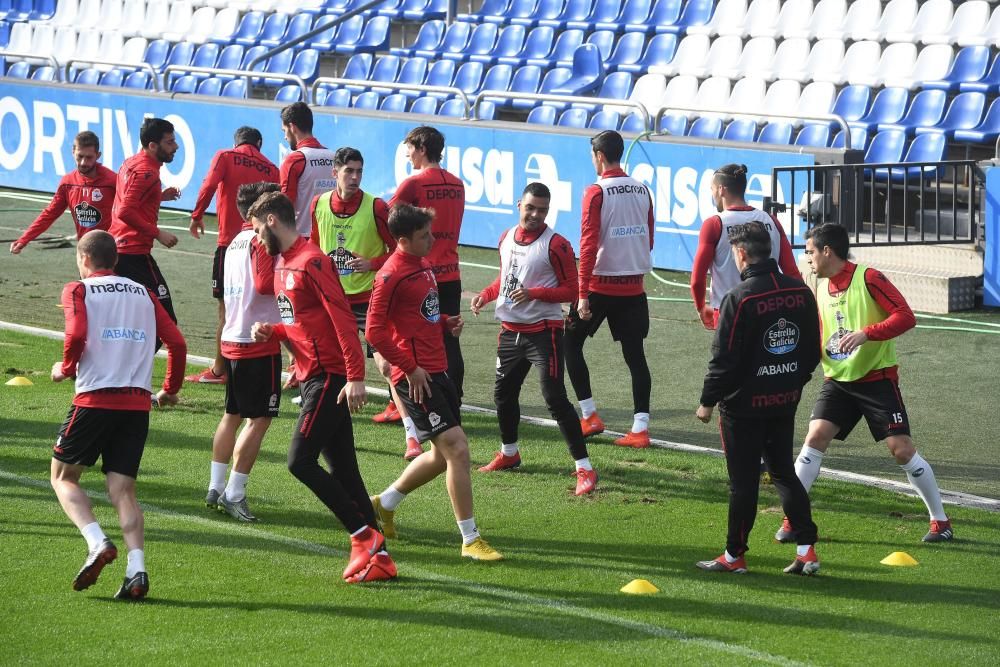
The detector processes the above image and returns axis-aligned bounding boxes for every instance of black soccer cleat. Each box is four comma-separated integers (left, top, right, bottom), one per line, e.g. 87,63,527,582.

73,538,117,591
114,572,149,601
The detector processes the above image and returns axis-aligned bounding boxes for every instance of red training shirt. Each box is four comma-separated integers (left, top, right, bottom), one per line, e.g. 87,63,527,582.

61,269,186,410
108,151,165,255
192,144,279,247
388,167,466,283
16,165,116,246
279,136,324,208
578,167,654,299
270,237,365,383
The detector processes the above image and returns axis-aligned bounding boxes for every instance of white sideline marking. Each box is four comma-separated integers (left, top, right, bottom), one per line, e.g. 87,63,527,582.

0,468,805,666
1,323,997,513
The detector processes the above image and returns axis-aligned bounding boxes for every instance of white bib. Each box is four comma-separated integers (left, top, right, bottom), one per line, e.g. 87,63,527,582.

222,229,281,343
494,225,564,324
293,145,337,236
593,175,653,276
710,208,786,308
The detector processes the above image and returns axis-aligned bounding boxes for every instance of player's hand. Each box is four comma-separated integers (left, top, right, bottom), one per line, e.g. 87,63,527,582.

696,405,713,423
346,257,373,272
51,361,66,383
470,295,485,316
337,380,367,413
446,315,464,337
251,322,274,342
9,241,25,254
509,288,531,305
838,330,868,354
156,390,179,407
157,230,178,248
699,305,716,330
577,298,592,320
189,217,204,239
406,366,433,403
161,187,181,201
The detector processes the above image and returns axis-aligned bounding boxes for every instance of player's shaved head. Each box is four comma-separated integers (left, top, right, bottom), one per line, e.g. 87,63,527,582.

388,203,434,239
77,230,117,270
247,191,296,228
237,181,281,220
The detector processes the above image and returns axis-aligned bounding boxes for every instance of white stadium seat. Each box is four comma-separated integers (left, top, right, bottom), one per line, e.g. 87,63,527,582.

7,22,33,53
142,1,172,40
790,38,844,84
794,81,835,124
728,77,767,115
850,42,915,88
74,0,102,29
161,1,194,43
74,28,102,63
628,73,668,114
819,39,880,86
761,79,801,123
965,6,1000,48
658,75,700,116
713,36,774,81
187,6,217,44
843,0,882,42
688,0,747,37
45,0,79,28
210,7,240,43
649,34,710,77
878,0,918,43
762,38,811,81
122,36,148,65
692,76,732,119
743,0,780,39
120,0,146,38
99,30,124,63
690,35,742,79
29,24,55,59
887,0,951,44
53,26,79,65
883,44,953,90
923,0,988,46
98,0,123,31
770,0,812,40
808,0,847,41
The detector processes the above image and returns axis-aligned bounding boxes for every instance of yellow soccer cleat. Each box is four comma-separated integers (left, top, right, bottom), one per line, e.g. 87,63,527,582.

371,495,397,539
461,537,503,561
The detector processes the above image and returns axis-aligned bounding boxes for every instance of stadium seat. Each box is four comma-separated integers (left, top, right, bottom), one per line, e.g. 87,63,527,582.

849,42,913,88
121,36,146,65
953,97,1000,144
915,92,986,139
670,0,713,33
549,43,602,96
93,0,121,31
344,15,391,54
468,0,511,23
379,93,407,112
851,87,908,133
438,98,469,118
142,39,169,71
406,95,436,115
589,109,621,130
863,129,906,164
843,0,883,42
727,77,766,115
892,132,947,181
418,19,469,60
208,7,240,44
516,0,562,27
98,68,123,86
165,41,195,73
171,74,198,94
395,57,428,97
887,0,950,44
687,117,723,139
261,50,294,87
189,43,219,71
960,5,1000,48
359,54,400,95
123,70,151,89
120,0,144,37
479,63,513,97
280,13,315,48
794,124,831,147
291,49,319,83
328,15,362,52
816,40,878,87
451,60,484,97
534,66,572,97
233,11,265,47
621,111,649,133
0,22,8,50
402,0,448,22
574,71,634,112
767,0,812,40
584,30,615,64
73,28,101,63
758,121,793,144
526,104,556,125
656,74,698,116
741,0,779,39
146,1,182,41
687,0,743,37
322,87,352,107
185,6,217,44
240,45,269,74
532,29,583,69
196,77,223,96
221,79,247,98
831,127,868,150
210,44,243,77
960,54,1000,95
809,0,848,41
47,0,79,27
691,77,731,120
883,44,953,90
557,108,589,128
52,26,77,66
648,33,709,77
309,16,339,52
30,65,55,81
794,81,836,125
762,38,810,82
924,46,991,92
722,119,758,142
595,0,653,34
257,12,289,49
760,79,802,123
28,23,53,59
470,23,524,65
274,84,302,102
691,35,742,79
450,22,497,63
489,0,536,26
99,30,125,64
713,36,774,81
423,58,457,97
923,0,982,46
628,73,666,114
877,89,947,135
831,84,871,125
497,25,552,67
786,39,843,84
503,63,541,104
74,67,101,85
874,0,915,43
606,32,645,73
391,20,444,58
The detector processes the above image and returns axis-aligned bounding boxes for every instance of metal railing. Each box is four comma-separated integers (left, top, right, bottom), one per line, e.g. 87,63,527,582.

163,65,309,102
64,58,161,90
771,160,981,247
0,51,63,80
653,105,853,150
313,77,470,116
472,91,652,130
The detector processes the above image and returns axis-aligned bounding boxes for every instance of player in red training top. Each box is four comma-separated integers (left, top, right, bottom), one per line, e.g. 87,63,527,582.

565,130,655,448
366,204,502,563
10,131,115,254
204,181,283,523
690,163,801,330
51,230,186,601
108,117,182,325
471,182,597,496
187,126,279,385
774,223,954,545
249,192,396,583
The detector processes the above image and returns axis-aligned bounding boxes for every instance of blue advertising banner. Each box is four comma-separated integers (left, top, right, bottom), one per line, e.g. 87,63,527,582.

0,82,813,271
984,168,999,307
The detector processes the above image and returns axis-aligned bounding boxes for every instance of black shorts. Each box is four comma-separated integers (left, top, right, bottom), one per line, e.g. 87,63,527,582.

811,376,911,441
394,372,462,442
224,354,282,418
53,406,149,478
437,279,462,316
212,246,226,300
350,301,375,358
115,253,175,321
566,292,649,342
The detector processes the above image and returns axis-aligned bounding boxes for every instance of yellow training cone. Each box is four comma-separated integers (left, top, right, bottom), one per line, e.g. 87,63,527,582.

621,579,660,594
6,376,33,386
881,551,919,567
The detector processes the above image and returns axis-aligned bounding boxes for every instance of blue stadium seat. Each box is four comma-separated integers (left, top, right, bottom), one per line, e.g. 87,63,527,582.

196,77,223,96
342,53,373,82
670,0,714,34
424,58,457,98
915,92,986,139
596,0,654,34
361,55,401,95
310,16,339,52
470,24,525,65
380,93,408,112
528,29,582,68
144,39,170,71
587,110,620,130
396,57,428,97
448,22,497,62
374,0,404,18
418,20,470,60
439,98,469,118
831,128,869,151
526,105,557,125
166,41,195,72
171,75,198,94
30,65,55,81
876,133,947,182
281,14,315,47
354,91,381,109
549,44,603,96
851,87,909,133
291,49,319,83
622,112,649,133
512,0,561,27
953,97,1000,144
506,64,542,107
687,117,723,139
877,90,947,136
467,0,511,23
497,26,553,67
391,20,444,58
31,0,56,21
538,0,589,30
923,46,991,93
480,63,513,96
476,100,497,120
258,13,290,49
4,0,30,22
863,130,907,164
241,46,270,74
402,0,448,22
0,20,9,49
567,0,622,31
722,119,758,142
959,53,1000,94
627,33,677,75
75,68,101,86
124,71,152,89
658,113,687,135
215,45,244,75
488,0,537,26
330,16,364,54
831,85,871,125
795,124,832,148
571,71,633,111
585,30,615,63
758,122,794,145
409,96,438,115
607,32,645,73
98,69,124,87
558,108,590,128
263,51,294,87
233,11,265,48
191,43,220,73
629,0,682,34
322,88,352,107
347,15,391,54
221,79,247,99
452,61,484,96
274,85,302,102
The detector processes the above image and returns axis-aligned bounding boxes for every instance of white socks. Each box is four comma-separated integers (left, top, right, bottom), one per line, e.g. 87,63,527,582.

631,412,650,434
81,522,106,551
901,452,948,521
457,517,480,545
579,397,596,418
501,442,519,457
379,486,407,511
403,417,418,441
209,461,227,493
796,544,812,557
575,457,592,471
225,471,249,502
126,549,145,577
795,445,825,493
724,550,739,563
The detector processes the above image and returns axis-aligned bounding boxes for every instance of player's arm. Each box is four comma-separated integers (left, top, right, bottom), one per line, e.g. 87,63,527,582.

250,237,275,295
472,231,506,313
577,184,603,302
699,292,745,408
367,198,396,271
527,233,577,303
309,260,365,381
863,268,916,341
279,153,304,207
55,282,87,379
151,294,187,395
117,169,162,238
365,273,417,374
387,177,416,209
773,216,802,281
690,216,722,328
646,193,655,250
13,185,69,252
190,151,225,237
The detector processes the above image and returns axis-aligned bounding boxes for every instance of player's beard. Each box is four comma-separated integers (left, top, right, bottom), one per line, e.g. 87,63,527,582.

156,145,175,163
260,226,281,256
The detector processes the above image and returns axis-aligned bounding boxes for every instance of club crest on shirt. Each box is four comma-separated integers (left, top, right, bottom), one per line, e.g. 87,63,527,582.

285,272,295,290
277,291,294,325
92,189,103,202
421,288,440,323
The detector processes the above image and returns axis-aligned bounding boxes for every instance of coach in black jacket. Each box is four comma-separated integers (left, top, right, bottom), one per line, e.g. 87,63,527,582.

695,221,822,575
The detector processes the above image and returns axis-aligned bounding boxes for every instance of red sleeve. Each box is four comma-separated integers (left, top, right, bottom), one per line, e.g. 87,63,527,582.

369,198,396,271
308,261,366,381
387,176,417,208
191,151,226,221
863,268,916,341
478,230,506,304
118,168,161,237
279,152,305,207
647,194,655,250
527,233,577,303
578,184,603,299
60,282,87,377
308,194,321,247
19,184,69,246
366,272,417,375
773,217,802,281
250,237,275,295
151,294,187,394
690,215,722,311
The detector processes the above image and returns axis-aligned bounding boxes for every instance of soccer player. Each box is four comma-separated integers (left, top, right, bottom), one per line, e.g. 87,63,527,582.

690,163,802,330
471,183,597,496
107,117,182,326
249,192,395,583
205,181,283,522
279,101,335,236
565,130,655,448
775,223,954,544
366,204,502,562
10,131,115,254
308,147,419,458
694,222,821,575
50,230,186,600
187,126,279,385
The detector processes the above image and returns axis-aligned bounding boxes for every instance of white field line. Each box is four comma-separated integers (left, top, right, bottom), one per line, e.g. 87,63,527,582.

0,468,807,666
3,320,996,512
